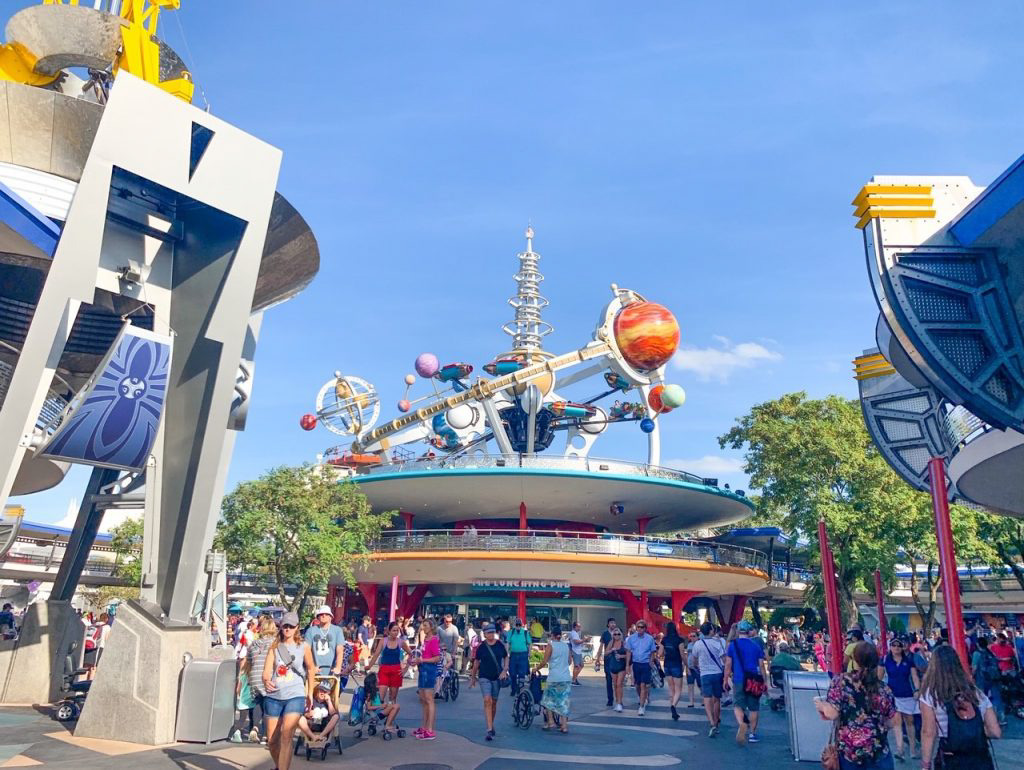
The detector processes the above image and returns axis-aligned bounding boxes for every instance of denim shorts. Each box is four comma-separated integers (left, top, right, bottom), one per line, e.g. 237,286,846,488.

686,667,700,684
734,689,761,712
700,673,724,699
572,651,584,667
478,677,501,699
263,695,306,717
418,665,438,690
632,662,652,685
664,663,683,679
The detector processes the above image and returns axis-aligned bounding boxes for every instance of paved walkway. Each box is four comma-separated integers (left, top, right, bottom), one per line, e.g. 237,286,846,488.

1,669,1022,769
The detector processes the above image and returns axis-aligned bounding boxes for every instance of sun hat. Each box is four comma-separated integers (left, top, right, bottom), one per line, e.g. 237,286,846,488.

314,605,333,617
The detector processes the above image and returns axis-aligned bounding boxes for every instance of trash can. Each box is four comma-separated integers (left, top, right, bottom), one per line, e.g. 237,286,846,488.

175,658,236,743
784,671,833,761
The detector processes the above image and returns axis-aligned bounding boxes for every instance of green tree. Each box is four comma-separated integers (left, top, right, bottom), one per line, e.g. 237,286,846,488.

215,465,395,611
86,515,143,609
719,392,992,629
977,515,1024,591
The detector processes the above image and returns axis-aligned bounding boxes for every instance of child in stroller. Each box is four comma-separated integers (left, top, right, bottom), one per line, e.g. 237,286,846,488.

350,672,405,740
294,677,343,759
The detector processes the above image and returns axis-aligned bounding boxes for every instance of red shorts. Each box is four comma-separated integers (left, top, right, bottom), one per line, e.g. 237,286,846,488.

379,664,403,689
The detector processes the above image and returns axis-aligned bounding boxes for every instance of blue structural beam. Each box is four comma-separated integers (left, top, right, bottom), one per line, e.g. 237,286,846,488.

0,180,60,257
950,151,1024,246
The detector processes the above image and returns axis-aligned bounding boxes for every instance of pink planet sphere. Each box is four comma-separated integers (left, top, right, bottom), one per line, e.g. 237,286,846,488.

415,353,440,378
299,413,317,431
398,399,411,412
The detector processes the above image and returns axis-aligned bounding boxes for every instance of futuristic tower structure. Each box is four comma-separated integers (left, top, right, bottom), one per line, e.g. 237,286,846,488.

304,230,768,633
852,165,1024,516
0,0,317,742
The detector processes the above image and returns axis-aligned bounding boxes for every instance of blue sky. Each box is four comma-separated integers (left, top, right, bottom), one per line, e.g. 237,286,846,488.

14,2,1024,527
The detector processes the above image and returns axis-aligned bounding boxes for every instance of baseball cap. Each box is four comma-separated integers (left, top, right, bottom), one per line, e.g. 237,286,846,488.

483,624,497,633
281,611,299,627
314,605,333,617
316,680,333,693
736,620,754,633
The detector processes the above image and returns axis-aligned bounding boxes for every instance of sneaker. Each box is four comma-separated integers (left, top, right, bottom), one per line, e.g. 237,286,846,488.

413,727,425,737
229,729,242,744
708,725,716,738
670,704,679,721
422,730,436,741
606,701,614,707
748,732,760,744
485,730,494,742
247,729,259,743
736,722,748,746
572,680,581,686
712,724,720,737
638,705,645,716
614,703,623,713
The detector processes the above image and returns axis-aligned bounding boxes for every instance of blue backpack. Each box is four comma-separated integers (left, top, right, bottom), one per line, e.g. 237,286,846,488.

348,687,365,725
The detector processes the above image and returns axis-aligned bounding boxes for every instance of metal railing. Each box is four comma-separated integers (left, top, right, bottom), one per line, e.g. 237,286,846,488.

353,452,730,490
370,528,769,573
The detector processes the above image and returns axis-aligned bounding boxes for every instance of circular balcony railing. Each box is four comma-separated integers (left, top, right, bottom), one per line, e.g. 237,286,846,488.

347,452,745,495
370,529,769,573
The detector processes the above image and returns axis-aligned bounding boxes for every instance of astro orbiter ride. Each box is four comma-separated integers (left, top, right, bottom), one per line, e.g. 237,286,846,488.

301,227,687,467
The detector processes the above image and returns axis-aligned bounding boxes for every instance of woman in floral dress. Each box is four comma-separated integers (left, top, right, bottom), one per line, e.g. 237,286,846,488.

815,641,898,770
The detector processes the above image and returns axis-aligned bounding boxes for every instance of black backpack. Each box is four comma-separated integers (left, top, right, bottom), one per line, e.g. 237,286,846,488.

938,694,992,769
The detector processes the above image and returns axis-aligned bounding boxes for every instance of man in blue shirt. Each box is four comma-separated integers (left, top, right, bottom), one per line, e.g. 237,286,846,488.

624,620,657,716
723,620,767,746
305,605,347,680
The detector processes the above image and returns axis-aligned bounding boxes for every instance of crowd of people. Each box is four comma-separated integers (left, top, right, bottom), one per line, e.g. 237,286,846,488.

219,602,1022,769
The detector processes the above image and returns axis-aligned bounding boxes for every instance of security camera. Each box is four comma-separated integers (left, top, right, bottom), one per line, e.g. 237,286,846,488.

609,503,624,516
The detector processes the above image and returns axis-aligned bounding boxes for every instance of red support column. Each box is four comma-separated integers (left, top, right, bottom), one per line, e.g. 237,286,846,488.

818,519,844,675
612,588,645,626
874,569,888,657
671,590,701,626
517,591,527,623
389,576,399,622
519,501,528,532
357,582,378,625
930,457,968,671
721,596,748,633
636,516,653,535
399,584,430,618
401,511,415,532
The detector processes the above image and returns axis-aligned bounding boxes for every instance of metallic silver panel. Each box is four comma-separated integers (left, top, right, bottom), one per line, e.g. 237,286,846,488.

6,85,54,172
5,4,123,75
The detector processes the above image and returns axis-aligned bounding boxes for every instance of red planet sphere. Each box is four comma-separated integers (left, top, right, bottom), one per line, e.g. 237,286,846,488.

299,413,317,431
613,301,680,371
647,384,674,415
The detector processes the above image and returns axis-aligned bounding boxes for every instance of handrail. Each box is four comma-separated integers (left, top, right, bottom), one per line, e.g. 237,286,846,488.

350,452,742,494
370,528,769,573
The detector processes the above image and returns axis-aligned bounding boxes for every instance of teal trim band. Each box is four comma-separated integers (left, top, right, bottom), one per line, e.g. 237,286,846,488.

353,467,755,511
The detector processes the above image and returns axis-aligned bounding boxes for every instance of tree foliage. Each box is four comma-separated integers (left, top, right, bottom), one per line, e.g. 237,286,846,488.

214,465,395,611
719,392,994,630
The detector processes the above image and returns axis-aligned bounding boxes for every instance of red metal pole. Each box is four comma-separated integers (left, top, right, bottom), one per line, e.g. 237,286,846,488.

929,457,968,671
818,519,844,674
874,569,888,657
518,501,528,622
519,501,527,532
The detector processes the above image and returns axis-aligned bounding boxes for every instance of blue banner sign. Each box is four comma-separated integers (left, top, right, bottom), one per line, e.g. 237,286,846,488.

40,323,171,470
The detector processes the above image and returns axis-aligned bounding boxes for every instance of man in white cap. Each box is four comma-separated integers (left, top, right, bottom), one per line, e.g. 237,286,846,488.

304,604,349,687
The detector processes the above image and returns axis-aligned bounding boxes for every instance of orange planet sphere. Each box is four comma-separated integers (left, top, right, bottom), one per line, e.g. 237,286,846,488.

647,384,674,414
613,301,680,371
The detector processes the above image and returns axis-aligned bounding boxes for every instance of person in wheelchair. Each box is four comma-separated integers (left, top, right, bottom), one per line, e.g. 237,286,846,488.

770,640,803,685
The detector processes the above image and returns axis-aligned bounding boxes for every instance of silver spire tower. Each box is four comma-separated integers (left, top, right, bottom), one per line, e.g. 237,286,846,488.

501,226,553,353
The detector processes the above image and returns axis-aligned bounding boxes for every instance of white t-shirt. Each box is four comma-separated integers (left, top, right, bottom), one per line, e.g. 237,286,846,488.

569,630,584,655
691,636,726,676
920,689,992,737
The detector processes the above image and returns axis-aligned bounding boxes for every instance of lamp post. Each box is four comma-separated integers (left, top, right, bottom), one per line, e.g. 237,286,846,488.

928,457,968,670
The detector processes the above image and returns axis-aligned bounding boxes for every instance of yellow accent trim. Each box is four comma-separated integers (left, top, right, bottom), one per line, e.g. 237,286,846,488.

852,184,933,206
367,549,770,581
855,209,936,230
853,353,896,381
853,196,934,218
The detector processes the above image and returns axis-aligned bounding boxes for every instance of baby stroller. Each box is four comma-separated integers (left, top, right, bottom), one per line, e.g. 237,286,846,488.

348,673,406,741
293,676,343,760
55,645,90,721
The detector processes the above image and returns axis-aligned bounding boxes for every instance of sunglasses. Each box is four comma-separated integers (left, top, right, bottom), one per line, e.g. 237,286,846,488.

282,624,296,630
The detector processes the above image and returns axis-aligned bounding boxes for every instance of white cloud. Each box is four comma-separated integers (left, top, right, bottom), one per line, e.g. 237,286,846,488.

673,337,782,382
666,455,745,476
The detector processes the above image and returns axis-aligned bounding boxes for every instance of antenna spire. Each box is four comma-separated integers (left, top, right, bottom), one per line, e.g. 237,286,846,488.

501,226,553,352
